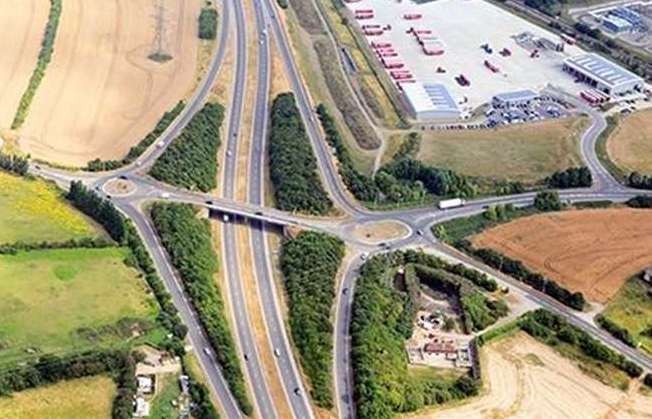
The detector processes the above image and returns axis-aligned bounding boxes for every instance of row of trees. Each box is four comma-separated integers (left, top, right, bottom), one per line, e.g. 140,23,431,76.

412,264,507,333
317,104,476,206
545,167,592,189
198,8,218,40
66,181,188,353
461,244,586,311
596,315,637,348
0,349,137,419
280,231,345,408
0,237,112,255
12,0,62,128
269,93,333,214
351,253,480,418
627,172,652,191
86,102,185,171
150,203,252,415
520,310,643,378
0,152,29,176
150,102,224,192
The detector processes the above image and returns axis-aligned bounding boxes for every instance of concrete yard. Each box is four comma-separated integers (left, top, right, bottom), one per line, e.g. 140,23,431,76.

344,0,589,115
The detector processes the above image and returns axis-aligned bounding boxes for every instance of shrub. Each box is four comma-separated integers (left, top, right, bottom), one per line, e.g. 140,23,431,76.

0,152,29,176
533,190,562,212
198,8,218,40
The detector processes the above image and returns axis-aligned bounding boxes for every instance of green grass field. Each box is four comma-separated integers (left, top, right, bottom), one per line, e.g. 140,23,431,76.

0,375,115,419
0,172,101,244
150,373,182,419
602,277,652,355
0,247,158,364
413,117,587,184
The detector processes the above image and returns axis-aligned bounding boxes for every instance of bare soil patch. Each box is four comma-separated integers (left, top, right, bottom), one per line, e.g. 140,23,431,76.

471,208,652,303
414,333,652,418
0,0,48,129
607,109,652,175
19,0,200,166
351,220,409,244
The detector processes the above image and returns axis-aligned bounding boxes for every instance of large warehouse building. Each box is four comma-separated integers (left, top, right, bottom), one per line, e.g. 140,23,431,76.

562,53,644,96
402,82,461,120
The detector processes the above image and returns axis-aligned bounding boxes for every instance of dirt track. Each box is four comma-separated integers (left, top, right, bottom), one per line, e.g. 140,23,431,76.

416,333,652,418
471,208,652,303
0,0,48,129
19,0,200,166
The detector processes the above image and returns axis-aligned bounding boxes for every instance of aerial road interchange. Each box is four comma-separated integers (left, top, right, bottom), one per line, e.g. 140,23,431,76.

3,0,652,417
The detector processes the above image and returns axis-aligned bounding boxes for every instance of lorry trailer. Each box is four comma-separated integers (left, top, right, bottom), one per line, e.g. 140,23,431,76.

438,198,466,210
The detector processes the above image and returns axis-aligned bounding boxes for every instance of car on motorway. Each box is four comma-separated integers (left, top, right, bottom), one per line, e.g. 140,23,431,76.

274,348,280,357
203,347,212,357
416,229,424,236
294,387,301,396
161,192,171,199
206,200,214,205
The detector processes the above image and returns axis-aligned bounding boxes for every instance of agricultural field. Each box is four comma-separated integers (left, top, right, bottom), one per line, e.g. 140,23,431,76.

0,375,116,419
602,277,652,355
0,0,48,129
420,332,652,418
0,247,158,364
0,171,101,244
18,0,201,166
471,208,652,303
413,117,586,184
607,109,652,175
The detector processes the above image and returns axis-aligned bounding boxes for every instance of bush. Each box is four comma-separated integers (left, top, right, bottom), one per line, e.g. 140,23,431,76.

644,373,652,388
86,102,184,171
533,190,562,212
626,195,652,208
596,315,637,347
198,8,218,40
151,203,252,415
0,152,29,176
276,0,289,8
150,102,224,192
269,93,333,214
12,0,62,129
281,231,345,408
545,167,592,189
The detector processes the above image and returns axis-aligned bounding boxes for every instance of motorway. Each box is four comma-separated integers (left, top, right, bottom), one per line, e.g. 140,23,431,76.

28,0,652,418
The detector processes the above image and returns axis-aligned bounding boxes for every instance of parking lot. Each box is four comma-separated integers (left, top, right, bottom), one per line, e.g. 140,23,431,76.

345,0,588,115
486,96,570,127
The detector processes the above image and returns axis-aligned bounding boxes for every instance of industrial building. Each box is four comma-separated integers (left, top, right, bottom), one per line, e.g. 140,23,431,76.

601,14,634,33
562,53,645,96
402,82,461,120
492,89,539,107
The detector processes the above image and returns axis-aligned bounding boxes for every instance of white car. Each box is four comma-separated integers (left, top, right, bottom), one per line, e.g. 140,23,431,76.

161,192,171,199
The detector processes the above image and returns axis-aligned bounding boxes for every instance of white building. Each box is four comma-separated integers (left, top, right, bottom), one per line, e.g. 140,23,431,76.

403,82,461,120
492,89,539,107
562,53,644,96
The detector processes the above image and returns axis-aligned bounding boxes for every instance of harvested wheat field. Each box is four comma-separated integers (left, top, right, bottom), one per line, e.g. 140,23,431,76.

471,208,652,303
607,109,652,174
19,0,201,166
0,0,49,128
413,333,652,419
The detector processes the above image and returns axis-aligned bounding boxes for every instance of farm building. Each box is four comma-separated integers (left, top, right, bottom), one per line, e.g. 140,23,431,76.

562,53,644,96
492,89,539,107
402,82,461,120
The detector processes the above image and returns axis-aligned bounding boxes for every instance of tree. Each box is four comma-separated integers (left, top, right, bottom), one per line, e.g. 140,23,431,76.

534,190,562,212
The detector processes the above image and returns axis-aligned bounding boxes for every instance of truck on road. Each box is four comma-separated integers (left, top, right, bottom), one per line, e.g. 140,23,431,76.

438,198,465,210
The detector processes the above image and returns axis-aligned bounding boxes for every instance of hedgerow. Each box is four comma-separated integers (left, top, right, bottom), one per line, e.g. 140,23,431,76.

12,0,63,129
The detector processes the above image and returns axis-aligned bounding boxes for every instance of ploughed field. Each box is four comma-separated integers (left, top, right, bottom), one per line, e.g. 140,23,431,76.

471,208,652,303
0,0,48,129
18,0,200,165
419,333,652,418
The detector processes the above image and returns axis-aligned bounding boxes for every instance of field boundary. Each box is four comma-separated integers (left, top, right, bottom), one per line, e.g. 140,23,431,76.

11,0,62,129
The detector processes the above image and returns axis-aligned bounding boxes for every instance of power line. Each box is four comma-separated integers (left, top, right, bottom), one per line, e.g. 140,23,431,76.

149,0,172,63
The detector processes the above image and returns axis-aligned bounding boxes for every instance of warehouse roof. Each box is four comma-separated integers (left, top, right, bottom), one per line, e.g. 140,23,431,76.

403,82,458,114
493,89,538,103
563,53,643,89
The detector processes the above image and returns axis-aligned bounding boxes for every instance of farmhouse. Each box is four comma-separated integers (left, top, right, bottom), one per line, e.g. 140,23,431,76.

562,53,645,96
